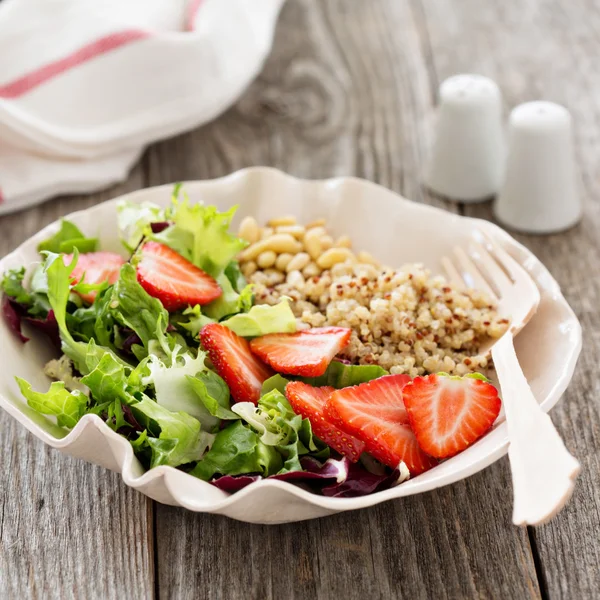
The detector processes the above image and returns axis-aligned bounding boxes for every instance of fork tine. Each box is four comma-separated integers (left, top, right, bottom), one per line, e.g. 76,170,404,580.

474,230,524,282
453,246,498,300
468,240,512,297
441,256,466,290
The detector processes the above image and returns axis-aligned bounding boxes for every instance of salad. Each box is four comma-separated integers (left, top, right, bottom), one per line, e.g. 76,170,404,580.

1,186,502,498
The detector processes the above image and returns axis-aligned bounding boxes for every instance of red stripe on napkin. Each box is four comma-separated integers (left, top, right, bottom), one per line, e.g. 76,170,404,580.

0,30,151,99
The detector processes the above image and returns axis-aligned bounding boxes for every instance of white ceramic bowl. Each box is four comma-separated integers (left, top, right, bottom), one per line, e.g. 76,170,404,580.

0,168,581,524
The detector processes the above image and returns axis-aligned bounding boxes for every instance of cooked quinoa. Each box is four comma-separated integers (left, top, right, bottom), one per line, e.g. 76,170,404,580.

238,216,510,377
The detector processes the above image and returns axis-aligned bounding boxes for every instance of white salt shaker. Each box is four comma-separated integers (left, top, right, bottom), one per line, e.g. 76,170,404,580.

424,74,505,202
494,101,582,233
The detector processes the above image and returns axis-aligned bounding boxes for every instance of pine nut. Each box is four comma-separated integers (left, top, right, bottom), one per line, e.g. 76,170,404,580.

307,226,327,238
239,234,302,261
275,253,293,271
335,235,352,248
357,251,380,266
267,216,296,228
304,228,323,260
260,227,274,240
257,250,277,269
306,218,326,229
316,247,355,269
263,269,285,284
320,235,334,251
238,216,260,244
286,270,305,288
302,262,321,278
241,261,257,277
276,225,305,239
286,252,310,273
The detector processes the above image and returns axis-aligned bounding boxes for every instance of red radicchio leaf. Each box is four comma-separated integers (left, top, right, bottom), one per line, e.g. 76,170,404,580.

321,462,402,498
150,221,170,234
2,295,29,343
23,310,60,349
210,474,262,493
209,458,347,493
209,456,402,498
121,331,142,354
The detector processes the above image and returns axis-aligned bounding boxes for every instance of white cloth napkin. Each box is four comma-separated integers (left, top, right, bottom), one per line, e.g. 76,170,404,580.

0,0,285,215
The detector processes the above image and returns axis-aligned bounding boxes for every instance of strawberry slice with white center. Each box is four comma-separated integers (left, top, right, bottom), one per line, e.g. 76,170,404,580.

249,327,351,377
325,374,438,475
402,374,501,459
286,381,365,461
65,251,125,304
136,241,221,312
200,323,273,405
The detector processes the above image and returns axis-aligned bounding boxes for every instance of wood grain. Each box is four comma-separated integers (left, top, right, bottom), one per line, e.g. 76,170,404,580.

0,170,155,600
148,2,540,598
419,0,600,596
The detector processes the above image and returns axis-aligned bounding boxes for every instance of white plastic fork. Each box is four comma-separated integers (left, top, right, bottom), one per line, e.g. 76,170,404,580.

443,230,581,526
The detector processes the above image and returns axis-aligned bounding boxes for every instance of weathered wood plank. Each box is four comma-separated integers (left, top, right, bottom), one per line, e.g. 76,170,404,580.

148,1,540,598
420,0,600,597
0,171,156,600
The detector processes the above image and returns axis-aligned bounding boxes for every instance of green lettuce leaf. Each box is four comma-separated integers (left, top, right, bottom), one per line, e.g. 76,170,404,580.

80,352,133,405
151,193,247,278
223,298,296,337
37,220,98,254
261,374,290,396
302,361,388,388
108,263,169,350
171,304,214,339
117,200,166,253
1,266,51,317
189,421,282,481
185,371,238,420
16,378,87,428
2,267,31,304
42,252,131,376
260,363,387,398
224,260,247,293
202,275,253,322
131,397,215,468
232,389,329,473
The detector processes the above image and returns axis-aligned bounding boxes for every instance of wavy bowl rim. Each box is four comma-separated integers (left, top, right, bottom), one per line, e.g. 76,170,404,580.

0,167,582,514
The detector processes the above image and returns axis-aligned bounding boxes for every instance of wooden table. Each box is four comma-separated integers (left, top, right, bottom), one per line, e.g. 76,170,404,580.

1,1,598,598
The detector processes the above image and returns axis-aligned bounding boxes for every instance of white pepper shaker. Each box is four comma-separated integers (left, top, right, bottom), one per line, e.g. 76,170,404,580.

424,74,505,202
494,101,582,233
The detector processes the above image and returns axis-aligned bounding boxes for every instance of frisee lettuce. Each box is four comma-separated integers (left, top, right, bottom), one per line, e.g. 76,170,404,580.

232,389,329,473
16,378,87,429
131,397,215,469
117,200,165,253
149,191,247,279
141,346,221,431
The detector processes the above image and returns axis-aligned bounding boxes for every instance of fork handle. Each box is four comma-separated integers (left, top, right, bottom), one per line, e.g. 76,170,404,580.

491,333,581,526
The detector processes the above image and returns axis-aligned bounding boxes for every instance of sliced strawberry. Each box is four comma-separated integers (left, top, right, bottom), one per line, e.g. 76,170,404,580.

65,251,125,303
402,374,501,459
135,241,221,311
325,374,437,475
249,327,351,377
200,323,273,405
286,381,365,461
